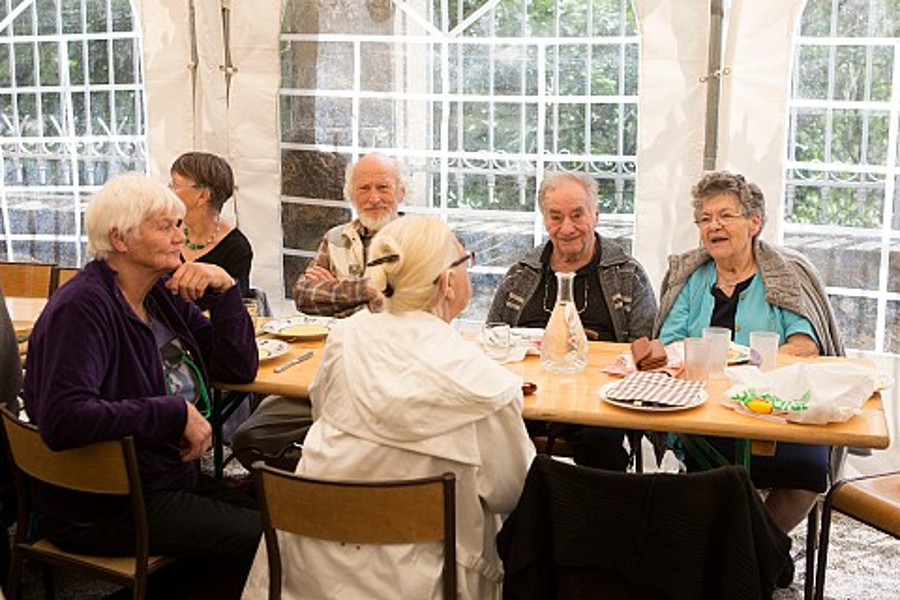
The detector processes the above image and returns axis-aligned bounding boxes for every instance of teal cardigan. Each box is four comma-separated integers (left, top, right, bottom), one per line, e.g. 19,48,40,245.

657,259,817,347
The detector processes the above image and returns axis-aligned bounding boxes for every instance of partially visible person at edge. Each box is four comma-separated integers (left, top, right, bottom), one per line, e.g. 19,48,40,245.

242,216,536,600
655,170,843,534
22,173,261,598
170,151,253,310
230,153,406,471
0,287,23,583
292,152,405,317
487,171,658,471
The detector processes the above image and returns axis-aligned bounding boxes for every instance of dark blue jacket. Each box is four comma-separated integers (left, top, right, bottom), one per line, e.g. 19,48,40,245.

22,259,258,521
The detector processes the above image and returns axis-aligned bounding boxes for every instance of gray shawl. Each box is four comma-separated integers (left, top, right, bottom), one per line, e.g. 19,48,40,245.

654,239,844,357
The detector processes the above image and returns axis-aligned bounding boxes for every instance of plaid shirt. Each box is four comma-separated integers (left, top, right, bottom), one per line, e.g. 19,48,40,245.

293,220,380,317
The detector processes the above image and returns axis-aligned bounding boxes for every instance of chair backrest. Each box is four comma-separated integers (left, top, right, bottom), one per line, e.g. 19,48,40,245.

252,462,457,599
0,406,135,495
498,455,793,599
53,267,80,292
0,262,58,298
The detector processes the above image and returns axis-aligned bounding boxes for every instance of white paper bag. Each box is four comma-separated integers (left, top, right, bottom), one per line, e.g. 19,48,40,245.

723,362,876,424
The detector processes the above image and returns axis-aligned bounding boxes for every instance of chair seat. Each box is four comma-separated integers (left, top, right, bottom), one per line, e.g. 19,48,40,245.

832,473,900,536
21,538,173,579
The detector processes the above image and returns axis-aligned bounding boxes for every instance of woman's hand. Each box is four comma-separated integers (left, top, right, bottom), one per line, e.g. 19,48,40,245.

166,262,235,301
779,333,819,357
181,400,212,462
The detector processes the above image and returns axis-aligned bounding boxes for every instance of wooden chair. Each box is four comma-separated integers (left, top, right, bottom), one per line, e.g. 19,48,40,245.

0,406,176,600
252,462,457,600
52,266,80,291
812,471,900,599
0,262,57,298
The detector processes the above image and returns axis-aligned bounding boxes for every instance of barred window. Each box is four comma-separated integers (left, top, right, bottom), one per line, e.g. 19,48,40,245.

784,0,900,352
280,0,639,319
0,0,147,266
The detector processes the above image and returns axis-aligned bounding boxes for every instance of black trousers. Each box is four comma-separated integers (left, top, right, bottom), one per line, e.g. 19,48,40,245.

526,420,631,471
40,476,261,599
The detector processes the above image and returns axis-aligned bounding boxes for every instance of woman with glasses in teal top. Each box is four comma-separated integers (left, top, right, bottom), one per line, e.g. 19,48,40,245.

655,170,843,536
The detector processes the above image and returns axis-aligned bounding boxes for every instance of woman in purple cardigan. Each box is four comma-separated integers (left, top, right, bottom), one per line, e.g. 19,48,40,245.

22,173,260,598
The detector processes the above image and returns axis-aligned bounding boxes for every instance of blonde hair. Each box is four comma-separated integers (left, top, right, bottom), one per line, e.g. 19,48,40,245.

365,216,457,314
86,173,185,260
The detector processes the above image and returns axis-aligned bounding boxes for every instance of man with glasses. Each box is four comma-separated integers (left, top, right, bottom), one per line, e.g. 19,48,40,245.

232,153,406,471
293,152,405,317
487,171,658,471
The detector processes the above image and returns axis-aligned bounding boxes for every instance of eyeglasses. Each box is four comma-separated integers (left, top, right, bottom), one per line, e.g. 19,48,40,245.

694,212,746,228
167,181,204,192
448,251,476,270
432,251,476,284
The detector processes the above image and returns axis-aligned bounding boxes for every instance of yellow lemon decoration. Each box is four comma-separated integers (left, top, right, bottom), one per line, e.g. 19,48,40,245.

747,398,773,414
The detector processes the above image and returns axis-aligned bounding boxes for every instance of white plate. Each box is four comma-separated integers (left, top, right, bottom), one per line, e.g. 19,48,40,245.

261,316,333,340
598,381,708,412
257,339,289,362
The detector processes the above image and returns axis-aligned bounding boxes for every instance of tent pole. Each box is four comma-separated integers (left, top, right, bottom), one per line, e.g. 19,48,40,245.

702,0,726,171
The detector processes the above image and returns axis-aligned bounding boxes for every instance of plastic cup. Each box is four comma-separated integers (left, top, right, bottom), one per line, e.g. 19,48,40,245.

750,331,780,372
703,326,731,379
482,322,511,361
683,337,710,381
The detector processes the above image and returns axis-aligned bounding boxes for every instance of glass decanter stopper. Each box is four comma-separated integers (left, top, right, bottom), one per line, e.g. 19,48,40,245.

540,271,588,373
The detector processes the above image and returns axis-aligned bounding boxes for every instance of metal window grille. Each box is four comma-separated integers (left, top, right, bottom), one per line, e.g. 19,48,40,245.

280,0,639,319
784,0,900,353
0,0,147,267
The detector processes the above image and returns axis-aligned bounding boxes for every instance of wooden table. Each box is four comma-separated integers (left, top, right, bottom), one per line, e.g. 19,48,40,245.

508,343,890,452
5,296,46,330
213,338,891,476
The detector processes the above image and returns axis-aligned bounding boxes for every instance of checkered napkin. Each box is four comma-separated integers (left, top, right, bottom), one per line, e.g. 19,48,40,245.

604,372,705,407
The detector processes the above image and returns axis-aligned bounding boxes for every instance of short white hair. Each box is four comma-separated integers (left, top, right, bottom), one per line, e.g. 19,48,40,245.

86,173,185,260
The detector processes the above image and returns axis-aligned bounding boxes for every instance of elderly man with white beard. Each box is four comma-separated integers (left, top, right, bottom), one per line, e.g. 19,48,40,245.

231,153,405,471
293,152,405,317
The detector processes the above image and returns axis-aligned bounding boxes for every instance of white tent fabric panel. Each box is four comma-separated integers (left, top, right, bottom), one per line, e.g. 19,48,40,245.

719,0,806,243
137,0,284,303
632,0,711,288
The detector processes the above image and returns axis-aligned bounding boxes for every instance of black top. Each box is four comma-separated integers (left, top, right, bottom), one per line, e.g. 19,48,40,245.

709,275,755,336
184,228,253,310
516,235,614,340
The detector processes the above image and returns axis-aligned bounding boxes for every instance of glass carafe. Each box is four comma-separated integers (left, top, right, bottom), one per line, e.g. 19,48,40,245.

540,271,588,373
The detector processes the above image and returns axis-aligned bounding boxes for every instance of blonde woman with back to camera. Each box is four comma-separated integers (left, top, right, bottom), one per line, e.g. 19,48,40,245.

242,215,536,600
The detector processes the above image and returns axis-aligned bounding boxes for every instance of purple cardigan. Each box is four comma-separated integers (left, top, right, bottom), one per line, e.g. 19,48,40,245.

22,260,258,521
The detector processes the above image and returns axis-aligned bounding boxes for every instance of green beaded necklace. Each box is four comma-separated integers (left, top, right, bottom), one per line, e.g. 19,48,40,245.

183,216,220,251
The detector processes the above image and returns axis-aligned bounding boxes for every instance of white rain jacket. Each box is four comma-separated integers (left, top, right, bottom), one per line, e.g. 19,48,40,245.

242,309,536,600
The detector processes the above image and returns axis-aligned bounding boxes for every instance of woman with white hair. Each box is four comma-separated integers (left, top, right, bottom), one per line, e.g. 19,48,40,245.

22,172,260,598
243,215,536,600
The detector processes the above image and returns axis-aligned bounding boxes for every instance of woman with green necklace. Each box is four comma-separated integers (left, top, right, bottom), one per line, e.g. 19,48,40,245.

169,152,253,307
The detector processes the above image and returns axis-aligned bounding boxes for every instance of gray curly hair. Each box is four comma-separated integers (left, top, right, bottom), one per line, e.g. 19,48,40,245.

691,170,766,237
